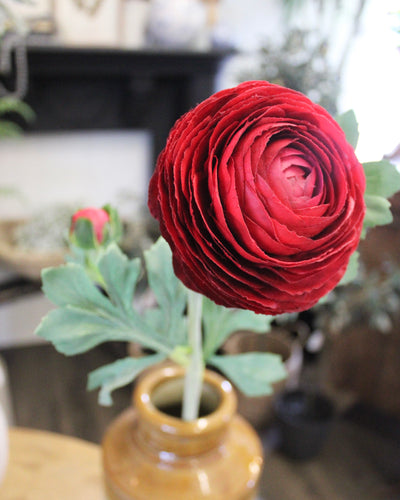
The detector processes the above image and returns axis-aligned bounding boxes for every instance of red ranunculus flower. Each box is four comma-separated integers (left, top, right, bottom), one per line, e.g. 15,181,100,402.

70,207,110,243
148,81,366,315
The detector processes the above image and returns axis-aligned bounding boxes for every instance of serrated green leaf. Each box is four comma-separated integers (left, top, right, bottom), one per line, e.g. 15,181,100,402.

338,251,359,287
34,306,141,355
208,353,287,397
98,243,141,315
144,238,188,343
35,302,172,356
336,110,359,149
363,160,400,199
363,194,393,229
87,353,166,406
41,263,118,316
202,297,273,360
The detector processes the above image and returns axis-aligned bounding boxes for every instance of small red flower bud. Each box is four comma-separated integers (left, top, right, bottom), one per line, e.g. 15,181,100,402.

70,207,110,243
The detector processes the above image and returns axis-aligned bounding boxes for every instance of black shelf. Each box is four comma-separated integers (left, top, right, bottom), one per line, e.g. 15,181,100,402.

23,45,233,166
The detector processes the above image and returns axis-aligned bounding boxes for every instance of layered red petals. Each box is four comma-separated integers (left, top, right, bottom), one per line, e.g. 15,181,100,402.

148,81,366,315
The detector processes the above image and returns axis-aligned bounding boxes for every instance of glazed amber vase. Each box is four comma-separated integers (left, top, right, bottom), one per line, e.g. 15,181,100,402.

102,364,263,499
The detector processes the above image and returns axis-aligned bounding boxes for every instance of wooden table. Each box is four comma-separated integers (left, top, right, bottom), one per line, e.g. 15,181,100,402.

0,427,106,499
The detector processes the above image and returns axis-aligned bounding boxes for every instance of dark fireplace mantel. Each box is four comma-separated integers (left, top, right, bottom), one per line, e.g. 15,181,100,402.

24,45,232,167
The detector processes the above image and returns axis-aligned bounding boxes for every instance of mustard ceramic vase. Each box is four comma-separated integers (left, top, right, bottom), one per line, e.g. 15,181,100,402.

102,364,263,499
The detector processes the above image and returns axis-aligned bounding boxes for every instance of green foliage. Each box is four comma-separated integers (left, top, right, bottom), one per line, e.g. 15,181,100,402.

208,353,287,397
41,263,117,313
36,243,176,357
71,218,97,249
98,244,141,318
102,204,123,245
0,120,23,137
87,354,166,406
363,195,393,230
144,238,187,345
363,160,400,199
36,307,145,356
362,160,400,236
0,97,34,138
338,251,360,287
202,297,274,361
36,235,287,405
0,97,34,122
336,109,359,149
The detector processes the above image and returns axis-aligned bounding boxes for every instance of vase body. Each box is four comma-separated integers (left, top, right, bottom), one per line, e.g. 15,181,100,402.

102,365,263,499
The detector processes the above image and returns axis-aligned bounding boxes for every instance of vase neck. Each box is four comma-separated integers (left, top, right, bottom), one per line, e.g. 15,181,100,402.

133,365,237,458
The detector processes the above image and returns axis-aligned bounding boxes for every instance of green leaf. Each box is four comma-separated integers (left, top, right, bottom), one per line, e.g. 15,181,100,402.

363,160,400,199
41,263,118,316
363,194,393,230
336,110,359,149
35,306,142,355
40,248,174,357
72,218,97,249
144,238,188,344
338,251,359,287
202,297,273,361
208,353,287,397
0,98,35,122
98,243,141,315
102,204,123,244
142,307,187,346
0,120,23,137
87,353,166,406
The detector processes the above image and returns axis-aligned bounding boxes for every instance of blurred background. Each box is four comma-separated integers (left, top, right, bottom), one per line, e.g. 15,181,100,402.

0,1,399,499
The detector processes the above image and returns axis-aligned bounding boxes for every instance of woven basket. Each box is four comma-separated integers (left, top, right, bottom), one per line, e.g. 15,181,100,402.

0,219,66,281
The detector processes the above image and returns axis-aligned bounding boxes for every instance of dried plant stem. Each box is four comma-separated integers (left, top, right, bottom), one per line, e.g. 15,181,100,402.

182,290,204,421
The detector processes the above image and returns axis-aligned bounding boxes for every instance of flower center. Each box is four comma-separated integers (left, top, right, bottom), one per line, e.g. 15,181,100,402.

265,145,316,210
284,165,310,199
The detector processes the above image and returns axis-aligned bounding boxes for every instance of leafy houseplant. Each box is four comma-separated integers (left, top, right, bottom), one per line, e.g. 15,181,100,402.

34,81,400,498
35,82,400,424
36,205,283,420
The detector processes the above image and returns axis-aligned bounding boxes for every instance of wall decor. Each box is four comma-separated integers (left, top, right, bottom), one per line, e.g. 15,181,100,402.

120,0,150,48
2,0,56,35
54,0,122,46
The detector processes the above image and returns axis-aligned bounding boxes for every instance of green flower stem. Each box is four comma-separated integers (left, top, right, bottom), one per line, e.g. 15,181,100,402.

182,290,204,421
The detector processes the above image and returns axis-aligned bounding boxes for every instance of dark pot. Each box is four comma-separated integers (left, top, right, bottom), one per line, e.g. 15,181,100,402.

274,388,335,460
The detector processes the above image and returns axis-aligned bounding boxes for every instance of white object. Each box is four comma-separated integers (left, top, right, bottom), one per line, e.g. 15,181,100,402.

121,0,150,48
146,0,208,49
54,0,120,47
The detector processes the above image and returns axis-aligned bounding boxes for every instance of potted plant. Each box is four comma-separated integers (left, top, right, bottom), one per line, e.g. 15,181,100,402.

35,81,399,499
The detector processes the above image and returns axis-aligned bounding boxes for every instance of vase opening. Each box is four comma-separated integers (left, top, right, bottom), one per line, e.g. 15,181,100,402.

151,375,221,419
